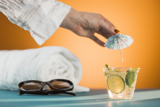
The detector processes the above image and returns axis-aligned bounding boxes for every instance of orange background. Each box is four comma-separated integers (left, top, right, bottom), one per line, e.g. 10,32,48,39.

0,0,160,89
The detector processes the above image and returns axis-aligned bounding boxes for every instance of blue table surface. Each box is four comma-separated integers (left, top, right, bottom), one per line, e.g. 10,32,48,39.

0,89,160,107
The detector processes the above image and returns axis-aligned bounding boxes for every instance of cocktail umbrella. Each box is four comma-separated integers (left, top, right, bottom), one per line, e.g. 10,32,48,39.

104,34,134,61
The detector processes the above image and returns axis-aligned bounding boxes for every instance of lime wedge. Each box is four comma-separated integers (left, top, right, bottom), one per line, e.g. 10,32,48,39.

125,70,135,87
107,75,125,94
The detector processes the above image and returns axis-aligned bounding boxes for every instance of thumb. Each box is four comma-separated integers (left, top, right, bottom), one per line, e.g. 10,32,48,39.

89,35,105,47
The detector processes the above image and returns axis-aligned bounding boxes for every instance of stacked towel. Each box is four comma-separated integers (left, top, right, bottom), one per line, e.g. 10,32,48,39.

0,46,89,92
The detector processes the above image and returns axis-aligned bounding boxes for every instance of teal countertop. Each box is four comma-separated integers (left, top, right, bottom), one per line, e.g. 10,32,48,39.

0,89,160,107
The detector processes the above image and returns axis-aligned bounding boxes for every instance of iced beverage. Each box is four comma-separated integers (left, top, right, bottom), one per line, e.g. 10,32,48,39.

103,67,140,99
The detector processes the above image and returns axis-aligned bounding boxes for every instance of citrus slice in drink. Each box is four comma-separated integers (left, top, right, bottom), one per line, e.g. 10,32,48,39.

107,75,125,94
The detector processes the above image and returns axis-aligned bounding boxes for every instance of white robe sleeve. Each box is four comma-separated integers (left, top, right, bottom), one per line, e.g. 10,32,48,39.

0,0,71,45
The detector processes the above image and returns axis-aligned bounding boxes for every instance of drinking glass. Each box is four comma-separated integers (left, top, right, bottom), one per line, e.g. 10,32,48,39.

103,67,140,99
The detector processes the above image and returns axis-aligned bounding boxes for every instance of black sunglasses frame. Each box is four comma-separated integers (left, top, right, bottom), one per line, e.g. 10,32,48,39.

18,79,75,96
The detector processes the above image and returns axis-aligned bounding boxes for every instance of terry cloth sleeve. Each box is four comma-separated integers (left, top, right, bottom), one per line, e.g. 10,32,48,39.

0,0,71,45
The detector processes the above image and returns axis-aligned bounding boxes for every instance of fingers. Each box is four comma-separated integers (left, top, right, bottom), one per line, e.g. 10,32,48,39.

99,18,118,35
114,29,120,33
89,35,105,47
101,23,116,35
97,29,111,39
97,18,121,39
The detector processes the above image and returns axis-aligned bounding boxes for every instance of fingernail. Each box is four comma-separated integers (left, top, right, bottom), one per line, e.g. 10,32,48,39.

114,28,120,33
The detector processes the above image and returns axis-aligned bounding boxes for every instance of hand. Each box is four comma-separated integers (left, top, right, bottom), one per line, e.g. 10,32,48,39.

60,8,119,47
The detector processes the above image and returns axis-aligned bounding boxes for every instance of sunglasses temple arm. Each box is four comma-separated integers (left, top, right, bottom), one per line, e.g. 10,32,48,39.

63,91,76,96
18,89,24,96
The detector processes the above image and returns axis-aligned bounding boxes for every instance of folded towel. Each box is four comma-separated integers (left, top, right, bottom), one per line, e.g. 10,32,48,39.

0,46,89,92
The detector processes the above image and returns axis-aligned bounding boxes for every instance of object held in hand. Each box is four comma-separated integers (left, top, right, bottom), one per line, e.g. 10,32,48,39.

104,31,134,61
18,79,75,96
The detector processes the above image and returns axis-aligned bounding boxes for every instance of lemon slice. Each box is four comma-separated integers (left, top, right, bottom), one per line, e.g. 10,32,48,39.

107,75,125,94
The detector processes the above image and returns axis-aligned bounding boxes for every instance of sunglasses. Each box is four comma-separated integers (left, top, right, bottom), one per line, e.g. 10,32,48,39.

18,79,75,96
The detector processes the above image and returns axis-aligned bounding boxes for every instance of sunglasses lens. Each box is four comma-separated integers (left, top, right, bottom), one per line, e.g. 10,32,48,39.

51,81,71,89
22,82,42,90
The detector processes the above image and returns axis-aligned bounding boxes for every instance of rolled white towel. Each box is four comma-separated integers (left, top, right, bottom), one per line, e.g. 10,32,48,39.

0,46,89,92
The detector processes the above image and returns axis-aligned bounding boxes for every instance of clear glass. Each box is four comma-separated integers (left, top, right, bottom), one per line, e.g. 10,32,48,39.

102,67,140,99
